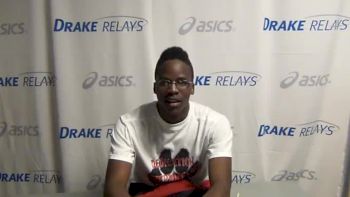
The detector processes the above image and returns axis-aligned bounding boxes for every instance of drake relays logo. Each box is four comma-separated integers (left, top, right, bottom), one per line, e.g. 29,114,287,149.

232,170,256,184
263,14,350,31
258,120,340,137
0,72,55,87
0,170,62,184
59,123,114,139
53,16,148,32
195,71,261,87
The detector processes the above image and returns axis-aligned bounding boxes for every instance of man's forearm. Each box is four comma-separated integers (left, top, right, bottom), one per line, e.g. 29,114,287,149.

104,160,132,197
203,183,231,197
104,185,130,197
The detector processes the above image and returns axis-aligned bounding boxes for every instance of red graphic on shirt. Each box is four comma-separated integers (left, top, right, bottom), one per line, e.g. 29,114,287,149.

148,148,201,185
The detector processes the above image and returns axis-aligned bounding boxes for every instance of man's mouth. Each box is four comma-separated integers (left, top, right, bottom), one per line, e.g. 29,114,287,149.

165,98,181,107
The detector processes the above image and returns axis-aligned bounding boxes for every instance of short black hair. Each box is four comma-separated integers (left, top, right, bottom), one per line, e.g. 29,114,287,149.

155,46,194,80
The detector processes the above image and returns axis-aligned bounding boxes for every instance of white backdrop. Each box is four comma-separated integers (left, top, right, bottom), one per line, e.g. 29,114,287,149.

0,0,349,196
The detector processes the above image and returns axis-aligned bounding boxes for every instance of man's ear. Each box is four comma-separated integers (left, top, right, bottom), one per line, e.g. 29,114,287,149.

191,84,194,95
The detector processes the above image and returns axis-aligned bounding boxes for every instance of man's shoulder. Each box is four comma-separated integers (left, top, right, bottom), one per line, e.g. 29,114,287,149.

190,101,227,121
120,101,157,123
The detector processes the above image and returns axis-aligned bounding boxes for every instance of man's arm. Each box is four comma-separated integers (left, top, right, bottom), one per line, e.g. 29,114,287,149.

104,159,132,197
204,157,232,197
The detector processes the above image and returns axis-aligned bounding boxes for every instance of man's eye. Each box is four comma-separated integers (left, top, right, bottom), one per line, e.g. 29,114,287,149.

159,80,171,86
177,80,188,85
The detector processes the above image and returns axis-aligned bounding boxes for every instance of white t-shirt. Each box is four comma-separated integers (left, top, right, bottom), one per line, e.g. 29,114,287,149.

109,101,232,186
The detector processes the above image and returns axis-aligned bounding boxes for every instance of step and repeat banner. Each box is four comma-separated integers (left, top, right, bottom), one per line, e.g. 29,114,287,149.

1,0,349,196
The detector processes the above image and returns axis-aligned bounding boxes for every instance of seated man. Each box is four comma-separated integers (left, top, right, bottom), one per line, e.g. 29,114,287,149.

104,46,233,197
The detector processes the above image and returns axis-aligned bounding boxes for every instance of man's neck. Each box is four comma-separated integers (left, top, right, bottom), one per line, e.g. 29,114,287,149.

156,104,190,124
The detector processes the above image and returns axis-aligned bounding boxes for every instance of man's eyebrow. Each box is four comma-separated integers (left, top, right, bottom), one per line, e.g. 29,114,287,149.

158,77,171,80
158,76,188,80
176,77,189,80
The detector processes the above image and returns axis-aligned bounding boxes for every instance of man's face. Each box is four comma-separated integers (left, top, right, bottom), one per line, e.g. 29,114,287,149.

154,59,194,123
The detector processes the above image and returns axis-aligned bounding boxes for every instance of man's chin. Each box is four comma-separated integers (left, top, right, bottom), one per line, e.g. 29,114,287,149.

161,102,184,115
158,100,190,111
157,102,190,123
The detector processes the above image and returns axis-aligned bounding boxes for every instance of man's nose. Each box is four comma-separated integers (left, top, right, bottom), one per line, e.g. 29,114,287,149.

169,82,179,93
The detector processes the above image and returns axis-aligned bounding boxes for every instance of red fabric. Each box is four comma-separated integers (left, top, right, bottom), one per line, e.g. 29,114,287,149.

198,180,210,190
138,180,210,197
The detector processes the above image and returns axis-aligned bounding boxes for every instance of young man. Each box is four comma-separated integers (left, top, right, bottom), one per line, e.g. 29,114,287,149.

104,47,232,197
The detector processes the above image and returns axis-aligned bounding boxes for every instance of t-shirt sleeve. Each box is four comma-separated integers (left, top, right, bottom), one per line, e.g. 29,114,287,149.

207,115,233,159
109,117,135,164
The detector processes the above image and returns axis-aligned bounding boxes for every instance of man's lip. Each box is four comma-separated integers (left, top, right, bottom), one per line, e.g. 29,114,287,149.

165,98,181,103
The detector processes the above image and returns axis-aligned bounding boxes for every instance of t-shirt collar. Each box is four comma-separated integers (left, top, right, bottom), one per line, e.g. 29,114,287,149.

154,101,193,131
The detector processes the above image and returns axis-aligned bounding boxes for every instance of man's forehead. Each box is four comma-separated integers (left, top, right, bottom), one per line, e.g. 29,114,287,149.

157,66,191,77
158,76,188,80
160,59,191,71
155,58,193,80
162,59,188,66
